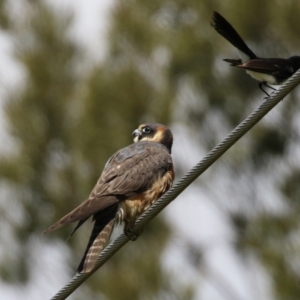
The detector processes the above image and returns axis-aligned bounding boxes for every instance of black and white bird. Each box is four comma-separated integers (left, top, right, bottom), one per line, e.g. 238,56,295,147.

211,11,300,95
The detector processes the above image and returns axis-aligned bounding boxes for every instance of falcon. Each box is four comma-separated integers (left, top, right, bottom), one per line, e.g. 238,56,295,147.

211,11,300,95
43,123,174,273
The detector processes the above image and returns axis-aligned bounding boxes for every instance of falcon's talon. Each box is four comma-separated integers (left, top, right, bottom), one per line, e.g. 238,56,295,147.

125,228,143,241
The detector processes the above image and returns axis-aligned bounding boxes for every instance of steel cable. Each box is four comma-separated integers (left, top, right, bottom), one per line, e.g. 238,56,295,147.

50,69,300,300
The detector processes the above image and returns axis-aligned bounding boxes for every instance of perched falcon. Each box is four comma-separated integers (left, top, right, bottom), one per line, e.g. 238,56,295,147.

43,123,174,273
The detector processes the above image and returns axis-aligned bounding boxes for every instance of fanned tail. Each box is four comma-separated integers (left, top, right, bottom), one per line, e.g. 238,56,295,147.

211,11,257,60
77,204,118,273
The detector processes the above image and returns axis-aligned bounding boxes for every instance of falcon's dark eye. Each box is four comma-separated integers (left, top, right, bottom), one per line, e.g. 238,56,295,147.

142,126,151,134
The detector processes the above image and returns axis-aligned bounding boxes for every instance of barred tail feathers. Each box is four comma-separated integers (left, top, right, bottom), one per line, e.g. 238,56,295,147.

77,205,118,273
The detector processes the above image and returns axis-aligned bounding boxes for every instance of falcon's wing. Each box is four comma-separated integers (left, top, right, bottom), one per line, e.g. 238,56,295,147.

95,142,173,197
43,142,172,234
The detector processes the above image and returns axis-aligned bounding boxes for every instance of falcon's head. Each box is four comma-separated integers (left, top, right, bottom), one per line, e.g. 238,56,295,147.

132,123,173,152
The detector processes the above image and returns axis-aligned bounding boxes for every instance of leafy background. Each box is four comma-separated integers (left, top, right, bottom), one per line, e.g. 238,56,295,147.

1,0,300,299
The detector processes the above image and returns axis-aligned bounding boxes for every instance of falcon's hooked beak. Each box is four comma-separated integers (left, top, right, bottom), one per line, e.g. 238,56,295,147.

132,128,142,143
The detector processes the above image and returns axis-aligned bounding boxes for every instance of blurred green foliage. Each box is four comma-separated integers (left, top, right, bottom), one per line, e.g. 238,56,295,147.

1,0,300,299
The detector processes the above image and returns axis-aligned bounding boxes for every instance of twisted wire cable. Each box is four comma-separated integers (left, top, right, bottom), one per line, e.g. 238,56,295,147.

50,69,300,300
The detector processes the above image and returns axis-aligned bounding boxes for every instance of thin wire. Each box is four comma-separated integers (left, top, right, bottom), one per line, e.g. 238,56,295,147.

50,69,300,300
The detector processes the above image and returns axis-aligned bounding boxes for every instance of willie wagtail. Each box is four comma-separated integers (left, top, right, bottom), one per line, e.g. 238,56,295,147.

211,11,300,95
